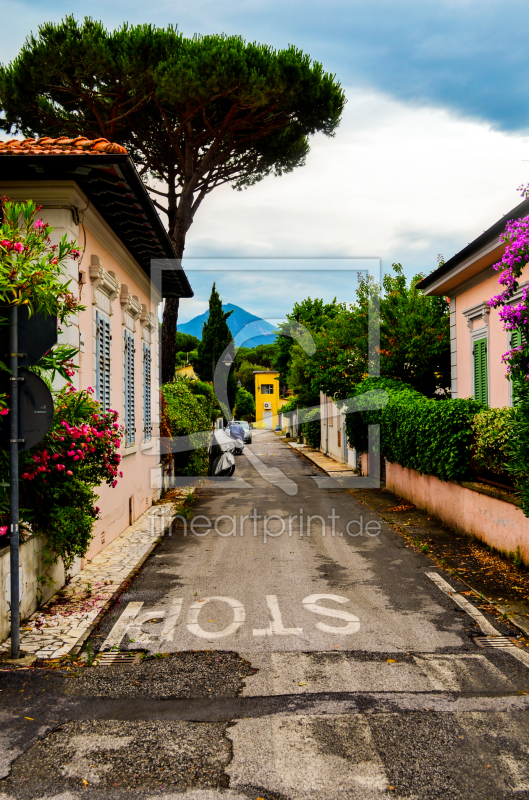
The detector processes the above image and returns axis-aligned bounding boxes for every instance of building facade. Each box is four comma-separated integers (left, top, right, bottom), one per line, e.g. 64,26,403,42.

417,197,529,407
0,136,193,562
253,370,286,428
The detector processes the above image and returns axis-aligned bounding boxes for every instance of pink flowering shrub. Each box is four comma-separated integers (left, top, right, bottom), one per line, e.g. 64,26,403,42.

0,384,123,579
488,186,529,516
0,198,84,410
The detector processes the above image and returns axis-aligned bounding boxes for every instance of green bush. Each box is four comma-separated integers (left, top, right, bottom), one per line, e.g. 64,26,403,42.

344,377,481,481
161,377,214,476
301,407,321,448
472,407,518,476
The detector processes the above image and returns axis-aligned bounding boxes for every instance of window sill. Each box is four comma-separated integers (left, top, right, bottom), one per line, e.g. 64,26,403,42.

141,440,155,452
122,445,139,457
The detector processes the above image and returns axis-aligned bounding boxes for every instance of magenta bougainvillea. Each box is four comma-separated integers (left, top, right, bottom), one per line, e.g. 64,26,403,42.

488,187,529,382
488,185,529,518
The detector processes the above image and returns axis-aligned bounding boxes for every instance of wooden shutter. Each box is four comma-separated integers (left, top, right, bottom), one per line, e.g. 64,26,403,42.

473,337,488,405
96,311,111,412
510,329,524,406
143,342,152,441
124,330,135,446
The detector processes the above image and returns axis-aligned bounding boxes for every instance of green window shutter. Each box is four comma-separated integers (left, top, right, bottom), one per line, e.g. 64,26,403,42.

511,329,524,406
473,337,488,405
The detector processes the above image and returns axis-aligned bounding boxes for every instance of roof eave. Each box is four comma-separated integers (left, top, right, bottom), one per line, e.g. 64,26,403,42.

417,197,529,296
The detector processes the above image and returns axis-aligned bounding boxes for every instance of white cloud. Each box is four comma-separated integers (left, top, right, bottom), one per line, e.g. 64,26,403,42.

185,86,529,289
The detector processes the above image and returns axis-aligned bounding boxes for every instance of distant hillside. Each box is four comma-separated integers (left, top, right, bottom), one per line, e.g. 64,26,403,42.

178,303,278,348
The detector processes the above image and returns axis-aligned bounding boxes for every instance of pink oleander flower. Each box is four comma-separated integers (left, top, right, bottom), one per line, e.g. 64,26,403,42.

67,451,75,457
66,470,73,476
34,219,45,229
0,525,7,535
0,408,8,416
13,242,23,253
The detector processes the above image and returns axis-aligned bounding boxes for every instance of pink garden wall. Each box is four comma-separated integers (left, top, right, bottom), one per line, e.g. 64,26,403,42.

386,461,529,565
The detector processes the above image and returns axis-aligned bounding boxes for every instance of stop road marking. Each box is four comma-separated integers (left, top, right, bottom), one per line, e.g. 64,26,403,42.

100,593,360,650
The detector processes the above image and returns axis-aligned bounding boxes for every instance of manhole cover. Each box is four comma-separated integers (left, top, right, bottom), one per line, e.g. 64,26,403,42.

97,651,142,665
474,636,516,649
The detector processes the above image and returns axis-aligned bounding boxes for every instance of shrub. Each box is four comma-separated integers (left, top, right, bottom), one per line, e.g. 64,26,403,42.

472,407,518,477
344,377,481,481
0,384,123,581
301,407,321,448
161,377,214,476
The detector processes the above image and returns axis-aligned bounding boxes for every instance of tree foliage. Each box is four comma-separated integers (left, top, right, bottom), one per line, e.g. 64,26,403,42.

278,265,450,407
234,387,255,420
194,283,237,410
0,17,346,380
345,377,480,482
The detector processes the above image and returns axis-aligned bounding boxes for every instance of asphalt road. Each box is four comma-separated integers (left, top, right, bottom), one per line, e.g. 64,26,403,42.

2,429,529,799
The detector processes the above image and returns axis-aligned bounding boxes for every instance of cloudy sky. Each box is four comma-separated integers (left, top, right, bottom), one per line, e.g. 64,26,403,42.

2,0,529,324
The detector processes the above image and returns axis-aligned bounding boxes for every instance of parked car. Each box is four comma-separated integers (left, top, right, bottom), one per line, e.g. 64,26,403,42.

231,419,252,444
226,421,245,454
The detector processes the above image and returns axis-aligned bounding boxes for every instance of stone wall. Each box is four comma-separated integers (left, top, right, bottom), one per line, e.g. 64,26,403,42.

0,537,81,642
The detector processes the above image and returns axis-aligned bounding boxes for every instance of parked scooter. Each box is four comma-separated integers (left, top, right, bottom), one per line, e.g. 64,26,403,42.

208,429,237,476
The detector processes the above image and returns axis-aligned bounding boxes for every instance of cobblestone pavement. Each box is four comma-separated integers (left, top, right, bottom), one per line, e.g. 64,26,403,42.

0,499,186,661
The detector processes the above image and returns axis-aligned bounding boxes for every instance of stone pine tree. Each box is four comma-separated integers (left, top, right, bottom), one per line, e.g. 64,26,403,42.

0,18,346,381
195,283,237,410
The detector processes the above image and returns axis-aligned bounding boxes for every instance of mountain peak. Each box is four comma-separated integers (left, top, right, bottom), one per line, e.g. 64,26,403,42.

178,304,277,348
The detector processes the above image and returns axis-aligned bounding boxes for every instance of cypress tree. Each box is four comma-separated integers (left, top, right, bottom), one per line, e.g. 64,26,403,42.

195,284,237,412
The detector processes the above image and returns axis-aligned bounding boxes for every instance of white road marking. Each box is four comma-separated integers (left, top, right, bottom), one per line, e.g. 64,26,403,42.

100,602,143,651
243,449,298,496
302,594,361,635
126,608,166,647
187,596,245,639
162,598,183,641
412,653,512,692
426,571,529,668
253,595,303,636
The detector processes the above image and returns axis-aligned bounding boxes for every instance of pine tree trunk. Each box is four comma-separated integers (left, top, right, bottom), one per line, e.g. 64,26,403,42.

161,218,186,385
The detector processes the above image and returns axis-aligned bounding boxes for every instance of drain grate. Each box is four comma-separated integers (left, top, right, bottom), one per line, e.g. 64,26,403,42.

474,636,516,649
97,651,142,666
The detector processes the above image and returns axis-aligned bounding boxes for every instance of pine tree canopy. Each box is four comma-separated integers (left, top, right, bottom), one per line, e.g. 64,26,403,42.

0,17,345,382
0,17,345,251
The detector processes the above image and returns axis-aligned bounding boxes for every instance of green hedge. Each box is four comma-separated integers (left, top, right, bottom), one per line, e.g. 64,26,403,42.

161,377,214,476
344,377,481,482
471,407,516,476
301,407,321,448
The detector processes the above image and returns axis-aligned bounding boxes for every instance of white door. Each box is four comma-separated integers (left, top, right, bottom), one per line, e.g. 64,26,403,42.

263,410,273,429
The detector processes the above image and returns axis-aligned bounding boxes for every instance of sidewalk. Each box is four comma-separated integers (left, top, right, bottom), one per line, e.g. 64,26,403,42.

287,439,357,474
0,494,190,662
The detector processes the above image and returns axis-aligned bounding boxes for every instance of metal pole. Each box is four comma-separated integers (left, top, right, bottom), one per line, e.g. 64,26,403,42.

9,304,20,659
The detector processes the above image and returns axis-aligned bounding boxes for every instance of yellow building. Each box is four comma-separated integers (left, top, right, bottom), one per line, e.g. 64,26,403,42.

253,370,288,429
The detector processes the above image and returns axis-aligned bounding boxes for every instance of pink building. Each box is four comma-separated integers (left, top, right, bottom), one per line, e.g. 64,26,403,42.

0,136,193,562
418,197,529,407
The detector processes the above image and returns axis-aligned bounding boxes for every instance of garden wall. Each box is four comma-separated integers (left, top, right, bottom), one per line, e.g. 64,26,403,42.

385,461,529,565
0,537,80,642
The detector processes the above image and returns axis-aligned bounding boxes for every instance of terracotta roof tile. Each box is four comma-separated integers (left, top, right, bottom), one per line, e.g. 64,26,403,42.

0,136,127,155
